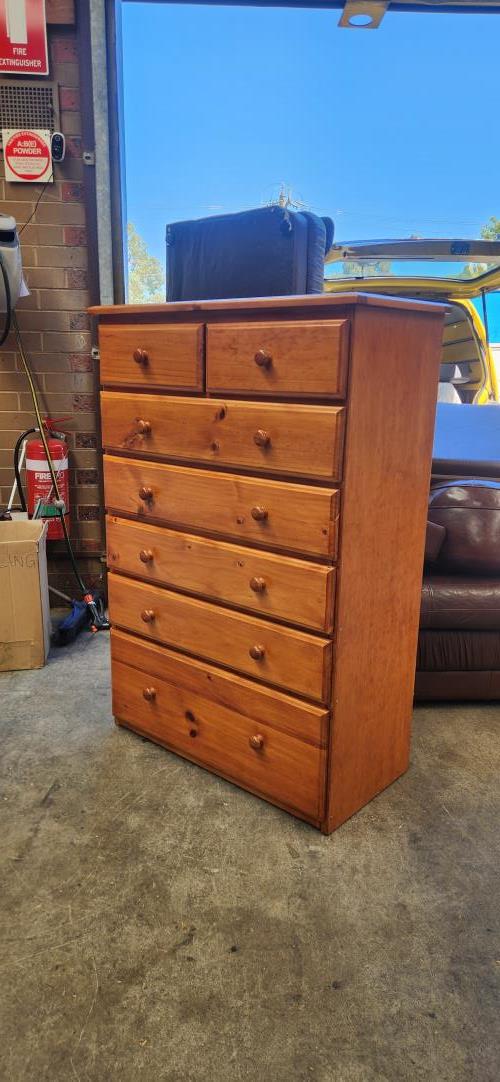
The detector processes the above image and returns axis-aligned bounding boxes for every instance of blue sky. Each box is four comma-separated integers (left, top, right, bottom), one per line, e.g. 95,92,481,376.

121,3,500,332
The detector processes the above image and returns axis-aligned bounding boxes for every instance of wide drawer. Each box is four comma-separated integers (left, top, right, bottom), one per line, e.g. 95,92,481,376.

112,654,326,820
111,629,329,746
101,392,345,480
107,516,335,632
108,574,332,703
206,320,348,398
104,456,339,559
99,322,204,391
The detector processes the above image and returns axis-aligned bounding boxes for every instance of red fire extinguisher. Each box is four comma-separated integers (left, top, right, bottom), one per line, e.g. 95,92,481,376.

26,421,70,540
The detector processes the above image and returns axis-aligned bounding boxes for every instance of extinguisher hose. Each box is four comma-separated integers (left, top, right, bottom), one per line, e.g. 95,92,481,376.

12,311,109,630
13,427,37,512
12,311,88,594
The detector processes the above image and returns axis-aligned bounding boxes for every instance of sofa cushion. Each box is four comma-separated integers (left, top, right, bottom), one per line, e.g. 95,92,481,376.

428,479,500,573
421,576,500,630
414,669,500,700
417,629,500,672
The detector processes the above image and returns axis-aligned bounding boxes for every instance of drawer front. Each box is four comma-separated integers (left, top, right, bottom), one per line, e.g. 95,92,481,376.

109,574,332,703
99,323,204,391
207,320,348,398
107,516,335,632
104,456,339,559
112,657,326,820
101,392,345,481
111,629,329,746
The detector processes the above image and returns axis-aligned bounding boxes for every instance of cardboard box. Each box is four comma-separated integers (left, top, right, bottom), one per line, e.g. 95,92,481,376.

0,520,50,671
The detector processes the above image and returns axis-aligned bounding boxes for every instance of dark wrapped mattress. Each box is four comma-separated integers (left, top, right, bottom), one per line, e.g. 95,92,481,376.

166,206,334,301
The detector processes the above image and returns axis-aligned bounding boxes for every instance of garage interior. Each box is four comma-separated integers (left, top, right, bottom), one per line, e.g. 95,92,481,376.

1,1,499,1079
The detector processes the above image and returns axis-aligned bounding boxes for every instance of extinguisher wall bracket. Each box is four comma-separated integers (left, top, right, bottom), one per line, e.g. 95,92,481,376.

43,416,71,441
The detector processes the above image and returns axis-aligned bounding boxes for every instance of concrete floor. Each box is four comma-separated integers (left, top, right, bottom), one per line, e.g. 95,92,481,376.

1,633,499,1082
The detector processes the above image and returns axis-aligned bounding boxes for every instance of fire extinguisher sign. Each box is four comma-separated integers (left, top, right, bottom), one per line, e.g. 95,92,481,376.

0,0,49,76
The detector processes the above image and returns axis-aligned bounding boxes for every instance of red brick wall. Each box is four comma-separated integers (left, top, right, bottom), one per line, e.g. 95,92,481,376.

0,6,105,599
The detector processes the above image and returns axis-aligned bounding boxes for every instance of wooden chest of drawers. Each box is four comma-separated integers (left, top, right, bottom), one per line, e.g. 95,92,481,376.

93,293,445,832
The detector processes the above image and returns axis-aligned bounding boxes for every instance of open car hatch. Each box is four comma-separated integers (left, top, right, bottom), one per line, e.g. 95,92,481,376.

324,237,500,299
324,238,500,402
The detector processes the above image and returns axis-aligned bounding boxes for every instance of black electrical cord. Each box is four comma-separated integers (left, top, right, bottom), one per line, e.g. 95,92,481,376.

18,176,54,236
0,225,108,630
12,311,87,591
11,311,109,631
2,175,54,342
0,251,12,347
13,427,37,512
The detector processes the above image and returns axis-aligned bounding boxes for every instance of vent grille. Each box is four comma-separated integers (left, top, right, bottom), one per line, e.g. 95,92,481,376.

0,81,60,135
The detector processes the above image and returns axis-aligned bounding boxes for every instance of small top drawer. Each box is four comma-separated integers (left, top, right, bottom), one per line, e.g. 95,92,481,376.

99,322,204,391
206,320,348,398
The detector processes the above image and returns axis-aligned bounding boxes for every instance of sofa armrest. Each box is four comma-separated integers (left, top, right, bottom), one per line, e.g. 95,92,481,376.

425,519,446,563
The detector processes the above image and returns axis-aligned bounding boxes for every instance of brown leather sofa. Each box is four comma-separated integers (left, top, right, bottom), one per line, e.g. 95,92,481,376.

415,479,500,700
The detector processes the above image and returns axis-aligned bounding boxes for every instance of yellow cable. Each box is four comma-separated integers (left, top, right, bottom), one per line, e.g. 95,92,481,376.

12,311,63,506
12,311,88,594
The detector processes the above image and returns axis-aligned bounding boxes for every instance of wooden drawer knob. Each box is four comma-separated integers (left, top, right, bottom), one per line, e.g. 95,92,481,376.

141,608,155,623
254,349,272,370
251,505,268,522
139,549,154,564
143,686,156,701
254,428,271,448
249,733,265,750
133,348,149,366
137,419,151,435
138,485,153,502
249,644,265,661
250,576,266,593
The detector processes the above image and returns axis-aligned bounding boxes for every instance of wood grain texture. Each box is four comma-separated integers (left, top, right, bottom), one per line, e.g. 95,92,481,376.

95,293,447,831
107,516,335,632
99,322,204,391
206,320,348,398
90,292,446,318
108,573,332,703
111,630,329,747
103,456,340,559
324,304,445,832
113,658,326,820
101,393,345,481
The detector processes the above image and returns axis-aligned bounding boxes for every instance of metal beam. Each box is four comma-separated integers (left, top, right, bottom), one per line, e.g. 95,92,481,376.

89,0,115,305
120,0,500,11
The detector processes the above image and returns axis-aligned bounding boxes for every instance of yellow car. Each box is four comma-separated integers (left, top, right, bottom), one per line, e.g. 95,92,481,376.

324,238,500,403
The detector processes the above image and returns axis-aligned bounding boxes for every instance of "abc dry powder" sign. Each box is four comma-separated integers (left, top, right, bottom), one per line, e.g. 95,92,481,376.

3,129,53,184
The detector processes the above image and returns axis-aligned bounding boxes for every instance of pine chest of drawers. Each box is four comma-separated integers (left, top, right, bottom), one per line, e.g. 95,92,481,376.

92,293,445,832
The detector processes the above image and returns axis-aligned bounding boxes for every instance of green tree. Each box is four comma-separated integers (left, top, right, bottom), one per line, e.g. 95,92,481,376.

461,217,500,278
127,222,165,303
342,258,392,278
327,257,392,282
480,216,500,240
